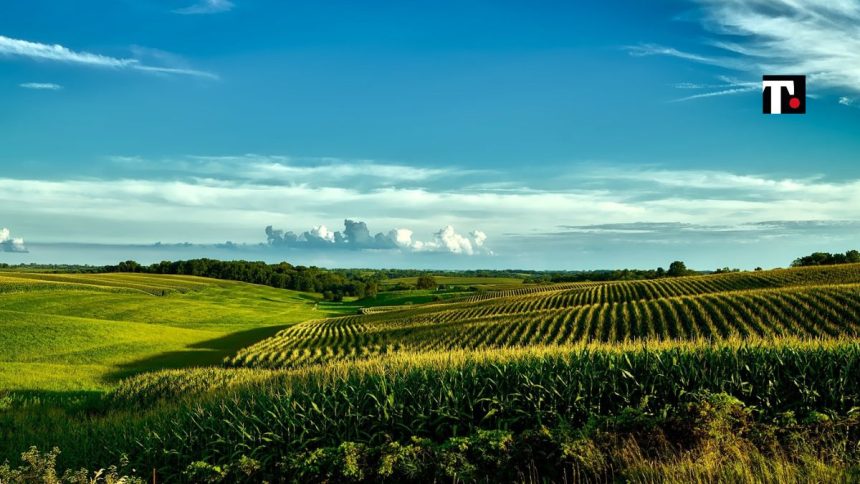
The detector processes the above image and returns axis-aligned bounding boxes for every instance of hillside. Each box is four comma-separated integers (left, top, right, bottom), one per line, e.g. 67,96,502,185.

228,264,860,369
0,272,342,391
2,265,860,482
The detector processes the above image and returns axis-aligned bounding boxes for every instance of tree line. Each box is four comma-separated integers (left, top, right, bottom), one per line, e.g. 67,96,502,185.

791,250,860,267
527,261,697,283
107,259,379,301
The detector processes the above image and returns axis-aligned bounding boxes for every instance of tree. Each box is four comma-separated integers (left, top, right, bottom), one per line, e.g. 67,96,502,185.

791,250,859,267
666,261,689,277
366,281,379,299
116,260,141,273
416,275,438,290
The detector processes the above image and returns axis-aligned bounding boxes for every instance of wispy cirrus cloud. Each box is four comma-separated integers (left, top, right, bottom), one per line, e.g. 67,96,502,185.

0,35,217,79
174,0,235,15
108,154,482,188
626,43,746,70
19,82,62,90
631,0,860,103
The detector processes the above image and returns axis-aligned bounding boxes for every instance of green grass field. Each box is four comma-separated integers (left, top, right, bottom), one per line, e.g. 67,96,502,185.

2,265,860,482
0,273,343,391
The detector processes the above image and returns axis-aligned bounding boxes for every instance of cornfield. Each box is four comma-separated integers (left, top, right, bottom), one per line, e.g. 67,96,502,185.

36,340,855,480
4,265,860,481
228,265,860,369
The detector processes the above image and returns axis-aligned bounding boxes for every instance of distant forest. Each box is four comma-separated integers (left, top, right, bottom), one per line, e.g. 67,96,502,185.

1,250,856,299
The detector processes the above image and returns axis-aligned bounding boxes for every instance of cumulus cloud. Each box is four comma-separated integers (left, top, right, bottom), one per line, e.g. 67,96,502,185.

19,82,62,90
174,0,235,14
0,227,27,253
266,220,491,255
0,35,216,79
632,0,860,102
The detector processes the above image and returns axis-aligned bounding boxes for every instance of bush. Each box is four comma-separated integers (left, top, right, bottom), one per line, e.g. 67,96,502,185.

0,447,142,484
415,275,437,290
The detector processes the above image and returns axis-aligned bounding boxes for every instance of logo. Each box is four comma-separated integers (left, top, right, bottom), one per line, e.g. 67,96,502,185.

762,75,805,114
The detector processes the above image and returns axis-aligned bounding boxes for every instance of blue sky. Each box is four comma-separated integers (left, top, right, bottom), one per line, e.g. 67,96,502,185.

1,0,859,269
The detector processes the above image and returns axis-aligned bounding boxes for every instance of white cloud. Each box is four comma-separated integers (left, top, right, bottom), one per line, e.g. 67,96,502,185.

19,82,62,90
672,85,759,102
2,163,859,249
307,225,336,243
627,43,745,70
839,96,858,108
0,227,27,253
174,0,235,14
418,225,491,255
669,75,762,101
0,35,217,79
108,154,477,186
634,0,860,102
471,230,487,247
389,228,416,248
266,220,491,255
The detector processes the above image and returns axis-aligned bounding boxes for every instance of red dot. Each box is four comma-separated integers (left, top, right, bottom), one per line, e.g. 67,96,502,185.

789,97,801,109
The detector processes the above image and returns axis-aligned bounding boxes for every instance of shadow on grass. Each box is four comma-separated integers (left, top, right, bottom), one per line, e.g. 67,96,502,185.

104,324,292,382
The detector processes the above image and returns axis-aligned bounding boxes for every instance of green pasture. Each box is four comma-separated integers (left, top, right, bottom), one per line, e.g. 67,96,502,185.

0,273,340,392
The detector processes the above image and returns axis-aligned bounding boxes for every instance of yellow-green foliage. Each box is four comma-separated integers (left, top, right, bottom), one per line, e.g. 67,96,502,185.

3,266,860,482
12,340,856,482
229,264,860,369
0,273,339,391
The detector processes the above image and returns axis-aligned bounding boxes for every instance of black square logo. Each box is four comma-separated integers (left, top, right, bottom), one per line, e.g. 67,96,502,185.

762,75,805,114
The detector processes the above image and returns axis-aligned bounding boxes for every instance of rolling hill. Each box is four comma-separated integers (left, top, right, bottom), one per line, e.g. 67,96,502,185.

2,265,860,482
0,272,341,391
227,264,860,369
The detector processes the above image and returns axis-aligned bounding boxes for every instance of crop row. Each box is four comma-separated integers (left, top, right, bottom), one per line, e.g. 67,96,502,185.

228,283,860,368
463,264,860,309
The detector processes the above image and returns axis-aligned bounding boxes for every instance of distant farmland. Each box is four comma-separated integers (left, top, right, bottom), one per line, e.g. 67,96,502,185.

2,264,860,482
228,264,860,369
378,274,524,288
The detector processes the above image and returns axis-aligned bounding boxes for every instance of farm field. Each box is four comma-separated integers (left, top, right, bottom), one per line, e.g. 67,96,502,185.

0,272,344,391
229,264,860,369
1,264,860,482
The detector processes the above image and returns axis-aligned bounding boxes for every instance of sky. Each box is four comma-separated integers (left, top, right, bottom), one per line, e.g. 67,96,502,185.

1,0,859,270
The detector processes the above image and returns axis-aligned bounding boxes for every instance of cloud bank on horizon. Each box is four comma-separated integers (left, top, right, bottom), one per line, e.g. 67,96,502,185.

2,155,860,246
266,220,491,256
0,228,27,253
